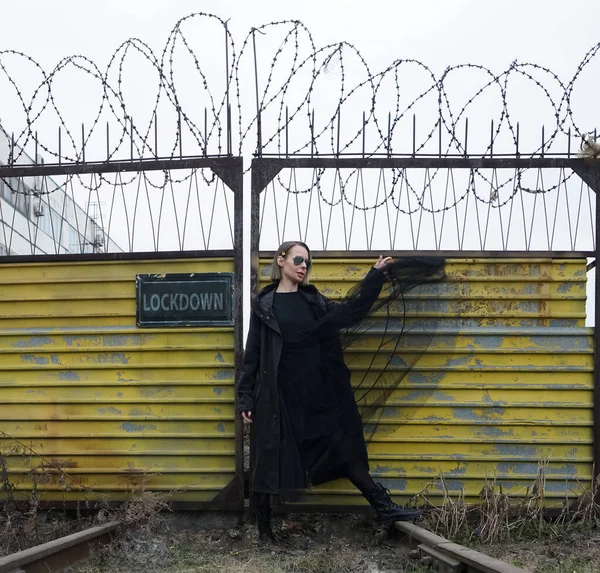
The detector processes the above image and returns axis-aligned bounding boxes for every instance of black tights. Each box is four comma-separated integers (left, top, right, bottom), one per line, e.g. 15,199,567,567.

251,462,375,512
344,461,376,494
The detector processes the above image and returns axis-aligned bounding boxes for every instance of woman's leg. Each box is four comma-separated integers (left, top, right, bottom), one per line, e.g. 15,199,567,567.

251,491,276,543
344,460,376,494
345,461,422,524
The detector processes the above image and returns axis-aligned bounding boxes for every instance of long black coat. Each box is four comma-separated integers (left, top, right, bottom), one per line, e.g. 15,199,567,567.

237,267,385,495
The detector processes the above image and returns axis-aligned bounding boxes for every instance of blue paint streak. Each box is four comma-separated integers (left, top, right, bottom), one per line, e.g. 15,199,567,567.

97,406,123,415
120,422,157,433
21,354,49,365
216,423,225,433
13,336,53,348
58,372,80,381
214,352,225,363
214,369,234,380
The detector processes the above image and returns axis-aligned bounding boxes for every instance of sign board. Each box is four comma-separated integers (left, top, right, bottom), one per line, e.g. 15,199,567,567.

136,273,234,327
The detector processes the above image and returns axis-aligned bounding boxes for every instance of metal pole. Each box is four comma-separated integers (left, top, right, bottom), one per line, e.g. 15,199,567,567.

252,29,262,156
595,184,600,489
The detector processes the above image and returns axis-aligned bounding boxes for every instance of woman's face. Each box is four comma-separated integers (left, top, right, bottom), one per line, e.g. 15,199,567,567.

278,244,310,284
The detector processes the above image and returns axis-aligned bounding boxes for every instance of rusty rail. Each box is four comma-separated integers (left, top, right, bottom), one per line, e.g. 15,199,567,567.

0,521,120,573
396,521,528,573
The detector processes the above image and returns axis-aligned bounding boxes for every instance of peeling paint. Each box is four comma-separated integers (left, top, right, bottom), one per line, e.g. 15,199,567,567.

58,372,80,381
214,369,234,380
21,354,49,365
12,336,53,349
97,406,122,415
120,422,157,433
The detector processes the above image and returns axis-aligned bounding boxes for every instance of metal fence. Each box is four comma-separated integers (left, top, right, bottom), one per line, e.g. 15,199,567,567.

0,13,599,506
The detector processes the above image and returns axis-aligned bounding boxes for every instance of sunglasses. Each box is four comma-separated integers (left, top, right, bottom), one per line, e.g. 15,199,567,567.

291,255,311,268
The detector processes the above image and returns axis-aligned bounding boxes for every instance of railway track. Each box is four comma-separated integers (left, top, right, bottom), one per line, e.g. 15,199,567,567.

0,521,120,573
396,521,528,573
0,517,528,573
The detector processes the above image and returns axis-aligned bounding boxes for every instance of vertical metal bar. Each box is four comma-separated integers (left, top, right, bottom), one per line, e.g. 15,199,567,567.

106,122,110,161
225,21,230,119
178,110,183,159
464,118,468,157
81,124,85,163
252,29,262,156
285,106,289,158
230,156,245,509
568,127,572,158
541,125,545,158
58,127,62,166
387,112,392,157
438,115,442,158
10,132,14,165
34,131,38,164
336,107,341,156
204,107,208,157
362,111,366,157
310,110,315,157
594,175,600,491
130,118,134,161
250,159,262,296
227,104,232,156
490,120,494,158
516,122,520,157
154,113,158,159
412,114,416,158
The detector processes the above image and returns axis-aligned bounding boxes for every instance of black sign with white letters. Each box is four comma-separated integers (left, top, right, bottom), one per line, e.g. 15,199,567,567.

136,273,233,327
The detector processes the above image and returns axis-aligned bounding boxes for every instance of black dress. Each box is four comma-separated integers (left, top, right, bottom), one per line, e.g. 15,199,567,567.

272,291,320,495
272,290,367,499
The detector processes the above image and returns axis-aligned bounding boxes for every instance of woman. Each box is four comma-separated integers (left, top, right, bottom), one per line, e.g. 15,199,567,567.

237,241,442,543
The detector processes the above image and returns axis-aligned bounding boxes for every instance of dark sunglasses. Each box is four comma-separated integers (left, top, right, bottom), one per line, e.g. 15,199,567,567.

292,255,311,268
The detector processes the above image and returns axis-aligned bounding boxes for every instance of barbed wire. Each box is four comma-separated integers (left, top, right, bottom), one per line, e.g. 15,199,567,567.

0,14,598,215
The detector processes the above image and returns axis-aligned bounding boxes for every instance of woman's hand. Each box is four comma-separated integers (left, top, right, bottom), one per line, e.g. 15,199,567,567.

374,255,393,270
241,411,253,424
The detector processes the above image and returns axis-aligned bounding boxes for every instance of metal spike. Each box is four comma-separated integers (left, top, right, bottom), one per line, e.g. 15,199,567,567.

362,111,366,157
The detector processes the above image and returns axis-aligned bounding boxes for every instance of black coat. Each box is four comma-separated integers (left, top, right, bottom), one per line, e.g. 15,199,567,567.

237,267,385,495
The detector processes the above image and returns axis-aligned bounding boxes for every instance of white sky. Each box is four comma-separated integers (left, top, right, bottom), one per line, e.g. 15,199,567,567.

1,0,597,72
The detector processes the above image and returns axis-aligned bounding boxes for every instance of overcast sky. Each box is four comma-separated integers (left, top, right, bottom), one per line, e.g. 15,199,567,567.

1,0,598,71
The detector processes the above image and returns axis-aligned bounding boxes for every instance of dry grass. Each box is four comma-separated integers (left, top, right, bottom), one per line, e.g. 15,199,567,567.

3,433,600,572
69,513,428,573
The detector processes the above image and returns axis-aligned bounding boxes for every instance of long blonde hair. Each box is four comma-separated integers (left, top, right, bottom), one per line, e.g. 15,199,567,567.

269,241,312,285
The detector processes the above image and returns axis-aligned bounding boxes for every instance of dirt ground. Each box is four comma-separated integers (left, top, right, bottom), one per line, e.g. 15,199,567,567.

69,512,427,573
467,524,600,573
63,512,600,573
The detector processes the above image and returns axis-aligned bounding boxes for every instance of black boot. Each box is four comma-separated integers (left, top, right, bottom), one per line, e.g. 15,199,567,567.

253,493,277,544
364,483,422,524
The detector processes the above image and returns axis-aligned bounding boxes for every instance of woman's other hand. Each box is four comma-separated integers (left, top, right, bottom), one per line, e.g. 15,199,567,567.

241,411,253,424
374,255,393,270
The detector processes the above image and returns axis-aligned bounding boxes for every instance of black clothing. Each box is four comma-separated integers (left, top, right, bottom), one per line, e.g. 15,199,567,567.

237,267,385,497
237,258,447,499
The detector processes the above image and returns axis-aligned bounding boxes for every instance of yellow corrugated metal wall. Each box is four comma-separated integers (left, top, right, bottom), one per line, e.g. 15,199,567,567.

0,257,238,506
259,257,592,507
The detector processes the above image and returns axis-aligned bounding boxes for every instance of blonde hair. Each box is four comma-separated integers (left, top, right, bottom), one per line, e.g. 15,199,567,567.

269,241,312,285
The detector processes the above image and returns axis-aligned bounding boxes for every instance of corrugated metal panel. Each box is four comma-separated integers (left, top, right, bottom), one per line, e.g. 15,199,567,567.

259,258,592,507
0,258,238,505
